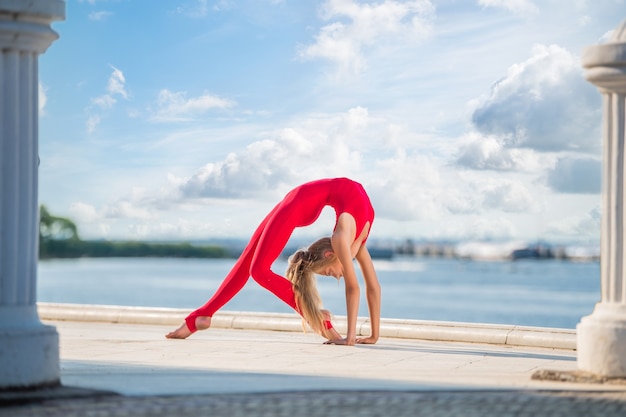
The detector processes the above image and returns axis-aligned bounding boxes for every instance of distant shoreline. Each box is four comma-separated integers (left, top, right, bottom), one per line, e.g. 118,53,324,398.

39,239,233,260
39,238,599,262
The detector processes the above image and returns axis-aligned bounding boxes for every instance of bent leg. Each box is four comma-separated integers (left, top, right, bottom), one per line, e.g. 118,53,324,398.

249,210,299,312
250,240,337,335
249,213,338,335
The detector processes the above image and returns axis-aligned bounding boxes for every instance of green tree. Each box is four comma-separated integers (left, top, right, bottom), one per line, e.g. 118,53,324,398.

39,205,79,241
38,205,230,259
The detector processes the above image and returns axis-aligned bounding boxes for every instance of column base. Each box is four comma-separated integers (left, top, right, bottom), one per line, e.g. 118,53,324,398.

0,321,59,389
577,303,626,378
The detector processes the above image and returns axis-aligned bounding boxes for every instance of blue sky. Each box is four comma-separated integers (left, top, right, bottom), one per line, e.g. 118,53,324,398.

38,0,625,245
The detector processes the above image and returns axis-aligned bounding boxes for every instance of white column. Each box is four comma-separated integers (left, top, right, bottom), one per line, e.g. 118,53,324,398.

0,0,64,388
577,19,626,378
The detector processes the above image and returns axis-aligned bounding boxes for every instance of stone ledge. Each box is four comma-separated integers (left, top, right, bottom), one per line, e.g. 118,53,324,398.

532,369,626,385
37,302,576,350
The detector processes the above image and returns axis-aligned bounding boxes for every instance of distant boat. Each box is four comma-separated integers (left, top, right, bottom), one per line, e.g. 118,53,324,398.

511,244,554,260
511,247,543,260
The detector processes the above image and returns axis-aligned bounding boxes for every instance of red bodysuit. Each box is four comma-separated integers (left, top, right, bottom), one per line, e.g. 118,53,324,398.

184,177,375,332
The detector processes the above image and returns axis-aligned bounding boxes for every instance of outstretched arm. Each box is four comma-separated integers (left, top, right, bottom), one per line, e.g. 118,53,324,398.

355,244,380,344
328,214,360,346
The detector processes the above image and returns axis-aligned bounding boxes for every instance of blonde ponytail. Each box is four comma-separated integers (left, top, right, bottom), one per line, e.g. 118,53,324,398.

285,237,335,336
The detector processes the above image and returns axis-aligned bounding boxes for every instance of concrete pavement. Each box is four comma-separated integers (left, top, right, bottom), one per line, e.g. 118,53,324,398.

1,303,626,416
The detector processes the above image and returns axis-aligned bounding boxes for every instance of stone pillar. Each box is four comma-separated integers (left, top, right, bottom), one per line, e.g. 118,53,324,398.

0,0,64,388
577,19,626,378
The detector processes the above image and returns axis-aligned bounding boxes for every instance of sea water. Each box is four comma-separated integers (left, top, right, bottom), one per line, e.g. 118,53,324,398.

37,256,600,329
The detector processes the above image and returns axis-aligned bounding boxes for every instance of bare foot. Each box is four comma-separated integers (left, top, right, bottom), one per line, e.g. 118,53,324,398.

165,316,212,339
165,322,192,339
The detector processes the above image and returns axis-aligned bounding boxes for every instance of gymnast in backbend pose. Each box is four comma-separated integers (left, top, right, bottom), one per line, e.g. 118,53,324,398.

166,177,381,345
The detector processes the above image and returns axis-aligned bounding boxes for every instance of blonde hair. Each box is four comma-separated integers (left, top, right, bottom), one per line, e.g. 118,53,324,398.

285,237,335,335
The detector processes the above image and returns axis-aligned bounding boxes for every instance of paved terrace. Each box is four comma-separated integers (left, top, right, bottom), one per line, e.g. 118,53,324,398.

2,303,626,416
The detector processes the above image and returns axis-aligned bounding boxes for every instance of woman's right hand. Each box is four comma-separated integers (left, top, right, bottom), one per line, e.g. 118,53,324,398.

324,337,356,346
322,326,342,341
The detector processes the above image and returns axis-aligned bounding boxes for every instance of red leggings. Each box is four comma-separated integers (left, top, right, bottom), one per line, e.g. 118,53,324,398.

184,199,332,333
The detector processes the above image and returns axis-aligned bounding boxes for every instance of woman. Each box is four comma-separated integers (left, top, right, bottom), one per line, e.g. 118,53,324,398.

166,177,381,345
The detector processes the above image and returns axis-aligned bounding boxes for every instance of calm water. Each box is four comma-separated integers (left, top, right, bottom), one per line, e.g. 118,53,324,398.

37,257,601,329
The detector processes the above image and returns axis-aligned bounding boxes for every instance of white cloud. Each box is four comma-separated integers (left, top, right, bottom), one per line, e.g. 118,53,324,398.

39,0,625,244
464,216,519,240
107,66,128,99
454,133,549,172
127,222,182,239
452,41,603,217
65,105,369,237
85,65,129,133
479,180,536,213
545,207,601,241
59,92,599,242
102,201,155,220
180,135,324,197
175,0,254,17
368,150,444,221
164,106,373,200
70,202,99,222
71,199,155,222
455,134,511,170
547,156,601,194
92,65,128,108
92,94,116,109
477,0,539,17
88,11,113,21
364,146,535,224
150,89,236,122
175,0,211,17
70,197,157,226
75,106,406,239
364,126,544,223
470,44,601,153
87,65,128,132
178,147,290,199
300,0,434,76
71,98,573,240
86,115,101,134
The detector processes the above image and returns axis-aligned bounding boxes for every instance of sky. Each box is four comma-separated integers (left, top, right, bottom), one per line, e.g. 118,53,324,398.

38,0,626,246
